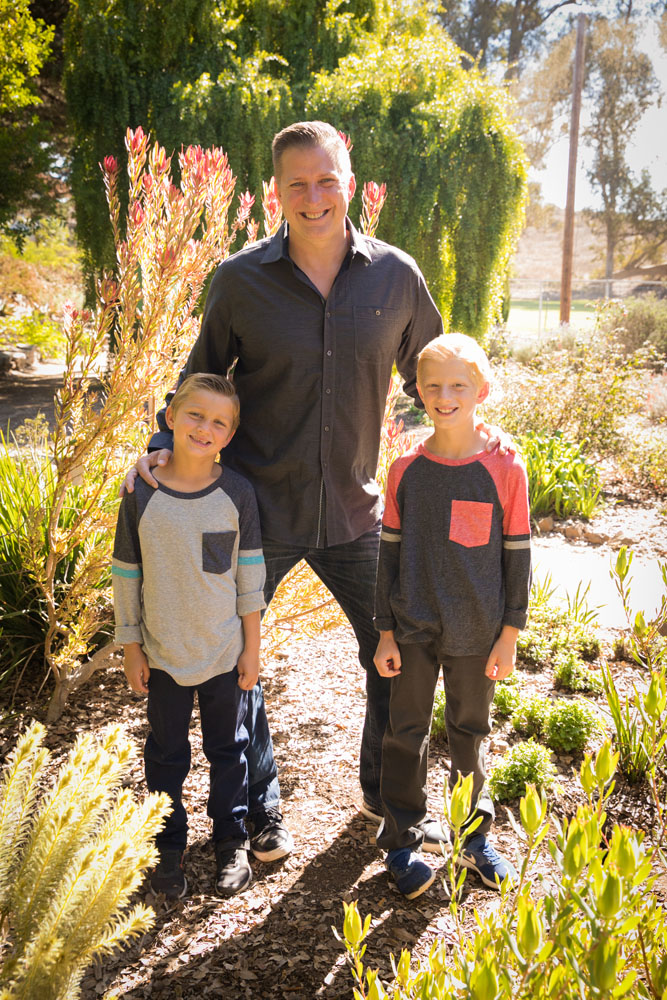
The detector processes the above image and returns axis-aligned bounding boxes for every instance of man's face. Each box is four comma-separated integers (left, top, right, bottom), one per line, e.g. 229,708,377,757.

275,143,356,250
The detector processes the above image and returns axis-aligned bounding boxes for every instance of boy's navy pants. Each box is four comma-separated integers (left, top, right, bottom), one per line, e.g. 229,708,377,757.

145,666,249,852
377,641,496,852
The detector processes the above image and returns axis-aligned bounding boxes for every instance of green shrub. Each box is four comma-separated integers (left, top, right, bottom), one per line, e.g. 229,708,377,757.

488,739,557,802
511,694,550,739
493,678,522,717
518,430,602,519
544,698,600,754
430,687,447,740
618,423,667,495
601,660,667,784
485,325,645,457
339,744,667,1000
0,311,66,359
601,294,667,357
0,722,170,999
518,576,601,669
553,650,603,693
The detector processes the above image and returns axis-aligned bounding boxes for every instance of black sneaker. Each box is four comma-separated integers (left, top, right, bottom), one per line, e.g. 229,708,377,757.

214,842,252,896
149,848,188,899
248,807,294,862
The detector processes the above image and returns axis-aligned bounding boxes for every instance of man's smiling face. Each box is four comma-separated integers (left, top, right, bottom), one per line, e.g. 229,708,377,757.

275,143,356,250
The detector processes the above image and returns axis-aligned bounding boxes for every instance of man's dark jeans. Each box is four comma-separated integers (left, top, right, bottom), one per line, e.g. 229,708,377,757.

246,525,389,818
145,667,249,851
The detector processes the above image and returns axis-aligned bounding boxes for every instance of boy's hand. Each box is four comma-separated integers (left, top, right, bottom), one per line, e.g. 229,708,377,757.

123,643,150,694
485,627,519,681
374,631,402,677
477,421,515,456
237,650,260,690
120,450,172,496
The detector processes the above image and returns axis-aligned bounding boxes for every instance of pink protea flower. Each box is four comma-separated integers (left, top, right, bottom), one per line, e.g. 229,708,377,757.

338,130,353,151
127,126,147,155
361,181,387,239
236,191,255,226
130,202,145,227
262,177,282,237
102,155,118,174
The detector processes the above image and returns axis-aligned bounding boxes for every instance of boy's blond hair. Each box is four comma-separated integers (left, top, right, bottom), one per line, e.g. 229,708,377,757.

417,333,492,391
169,373,241,431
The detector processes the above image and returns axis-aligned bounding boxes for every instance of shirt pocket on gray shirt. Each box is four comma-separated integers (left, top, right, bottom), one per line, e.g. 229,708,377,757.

202,530,236,575
354,306,410,364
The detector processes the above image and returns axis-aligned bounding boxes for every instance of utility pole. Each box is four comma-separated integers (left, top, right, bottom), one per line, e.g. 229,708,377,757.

560,13,587,326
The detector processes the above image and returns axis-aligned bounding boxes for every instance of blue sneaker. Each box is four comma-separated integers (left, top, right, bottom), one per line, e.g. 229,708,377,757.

385,848,436,899
459,834,518,890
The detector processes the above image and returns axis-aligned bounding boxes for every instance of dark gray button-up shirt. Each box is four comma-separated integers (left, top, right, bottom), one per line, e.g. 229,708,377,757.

150,220,443,547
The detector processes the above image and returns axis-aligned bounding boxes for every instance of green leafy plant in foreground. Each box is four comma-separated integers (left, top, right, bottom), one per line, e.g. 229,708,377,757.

518,575,600,668
519,430,602,519
0,721,170,1000
553,650,603,694
338,744,667,999
611,546,667,670
543,698,601,754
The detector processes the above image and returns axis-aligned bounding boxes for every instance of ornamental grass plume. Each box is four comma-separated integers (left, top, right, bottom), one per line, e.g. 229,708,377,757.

0,721,170,1000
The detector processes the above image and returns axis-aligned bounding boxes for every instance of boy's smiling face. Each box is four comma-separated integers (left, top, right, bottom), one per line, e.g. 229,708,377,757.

417,356,489,433
166,389,237,461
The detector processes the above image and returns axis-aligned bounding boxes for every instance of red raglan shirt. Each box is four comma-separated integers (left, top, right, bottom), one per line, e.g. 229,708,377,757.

374,441,532,657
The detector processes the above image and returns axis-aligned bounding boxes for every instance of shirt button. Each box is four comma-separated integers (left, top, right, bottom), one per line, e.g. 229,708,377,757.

326,350,332,356
326,311,331,317
325,388,331,394
324,425,330,432
375,309,381,316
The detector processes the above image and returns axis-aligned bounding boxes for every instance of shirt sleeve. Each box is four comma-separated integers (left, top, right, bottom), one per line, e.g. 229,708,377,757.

112,491,144,645
394,264,444,405
149,264,239,451
374,459,403,631
235,482,267,618
501,456,532,630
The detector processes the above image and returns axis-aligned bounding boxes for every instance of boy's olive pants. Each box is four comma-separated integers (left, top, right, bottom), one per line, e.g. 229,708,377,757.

377,640,496,853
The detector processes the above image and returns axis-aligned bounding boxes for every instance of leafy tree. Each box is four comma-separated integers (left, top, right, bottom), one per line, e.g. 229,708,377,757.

436,0,577,78
582,17,661,277
0,0,54,243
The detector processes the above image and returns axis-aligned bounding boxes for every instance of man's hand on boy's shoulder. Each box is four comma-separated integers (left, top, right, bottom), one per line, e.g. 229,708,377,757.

120,450,173,496
374,631,402,677
485,626,519,681
237,650,260,690
477,421,515,456
123,643,150,695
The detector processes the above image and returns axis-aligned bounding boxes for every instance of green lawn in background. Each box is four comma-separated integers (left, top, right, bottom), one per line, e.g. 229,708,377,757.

507,299,597,339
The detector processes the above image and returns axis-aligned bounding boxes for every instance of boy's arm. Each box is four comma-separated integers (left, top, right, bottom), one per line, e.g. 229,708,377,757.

235,481,267,619
123,642,150,694
374,460,402,659
485,625,519,681
237,610,261,690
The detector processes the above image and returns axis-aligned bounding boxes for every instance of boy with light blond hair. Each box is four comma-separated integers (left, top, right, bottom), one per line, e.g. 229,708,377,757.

374,333,531,898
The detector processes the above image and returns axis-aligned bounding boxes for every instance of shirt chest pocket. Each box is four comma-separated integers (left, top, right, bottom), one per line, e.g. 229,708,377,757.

202,531,236,575
449,500,493,548
354,306,409,364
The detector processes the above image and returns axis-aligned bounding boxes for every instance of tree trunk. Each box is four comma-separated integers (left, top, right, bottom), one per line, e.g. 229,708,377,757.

46,642,119,722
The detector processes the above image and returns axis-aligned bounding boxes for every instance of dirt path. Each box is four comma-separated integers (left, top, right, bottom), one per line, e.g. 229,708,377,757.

0,360,64,433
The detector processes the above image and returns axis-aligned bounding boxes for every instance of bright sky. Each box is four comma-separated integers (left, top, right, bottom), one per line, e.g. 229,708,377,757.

531,14,667,209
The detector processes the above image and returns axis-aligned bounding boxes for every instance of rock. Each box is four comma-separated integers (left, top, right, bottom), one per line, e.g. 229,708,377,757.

565,523,584,539
612,532,637,547
6,349,28,371
537,516,554,533
583,528,608,545
16,343,39,366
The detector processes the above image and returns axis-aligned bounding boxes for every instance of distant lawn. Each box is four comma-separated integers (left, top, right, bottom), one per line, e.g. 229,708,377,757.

507,299,597,339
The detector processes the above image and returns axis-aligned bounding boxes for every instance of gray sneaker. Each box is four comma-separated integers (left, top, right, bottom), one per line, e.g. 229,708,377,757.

215,842,252,896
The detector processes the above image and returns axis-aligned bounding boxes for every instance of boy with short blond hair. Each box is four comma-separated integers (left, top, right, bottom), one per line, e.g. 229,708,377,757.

374,333,531,899
113,373,266,899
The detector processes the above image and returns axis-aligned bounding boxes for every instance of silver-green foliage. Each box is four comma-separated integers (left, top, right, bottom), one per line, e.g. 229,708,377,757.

0,722,170,1000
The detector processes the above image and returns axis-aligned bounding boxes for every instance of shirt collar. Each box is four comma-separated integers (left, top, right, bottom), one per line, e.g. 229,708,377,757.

260,218,373,265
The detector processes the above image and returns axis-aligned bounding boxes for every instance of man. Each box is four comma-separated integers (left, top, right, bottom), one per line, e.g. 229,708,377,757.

124,121,489,859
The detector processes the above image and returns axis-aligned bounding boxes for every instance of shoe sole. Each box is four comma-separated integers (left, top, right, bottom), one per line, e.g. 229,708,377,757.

401,869,437,900
215,869,252,897
250,832,294,863
149,875,188,900
422,837,452,857
458,855,513,890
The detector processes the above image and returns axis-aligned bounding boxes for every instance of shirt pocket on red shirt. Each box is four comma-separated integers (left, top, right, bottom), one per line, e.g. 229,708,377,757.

449,500,493,548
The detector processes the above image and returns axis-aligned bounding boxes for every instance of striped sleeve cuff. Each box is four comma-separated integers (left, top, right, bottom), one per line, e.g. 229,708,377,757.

503,533,531,550
112,558,143,579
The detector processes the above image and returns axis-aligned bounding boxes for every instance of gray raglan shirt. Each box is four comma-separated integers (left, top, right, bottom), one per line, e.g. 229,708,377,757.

112,469,266,685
